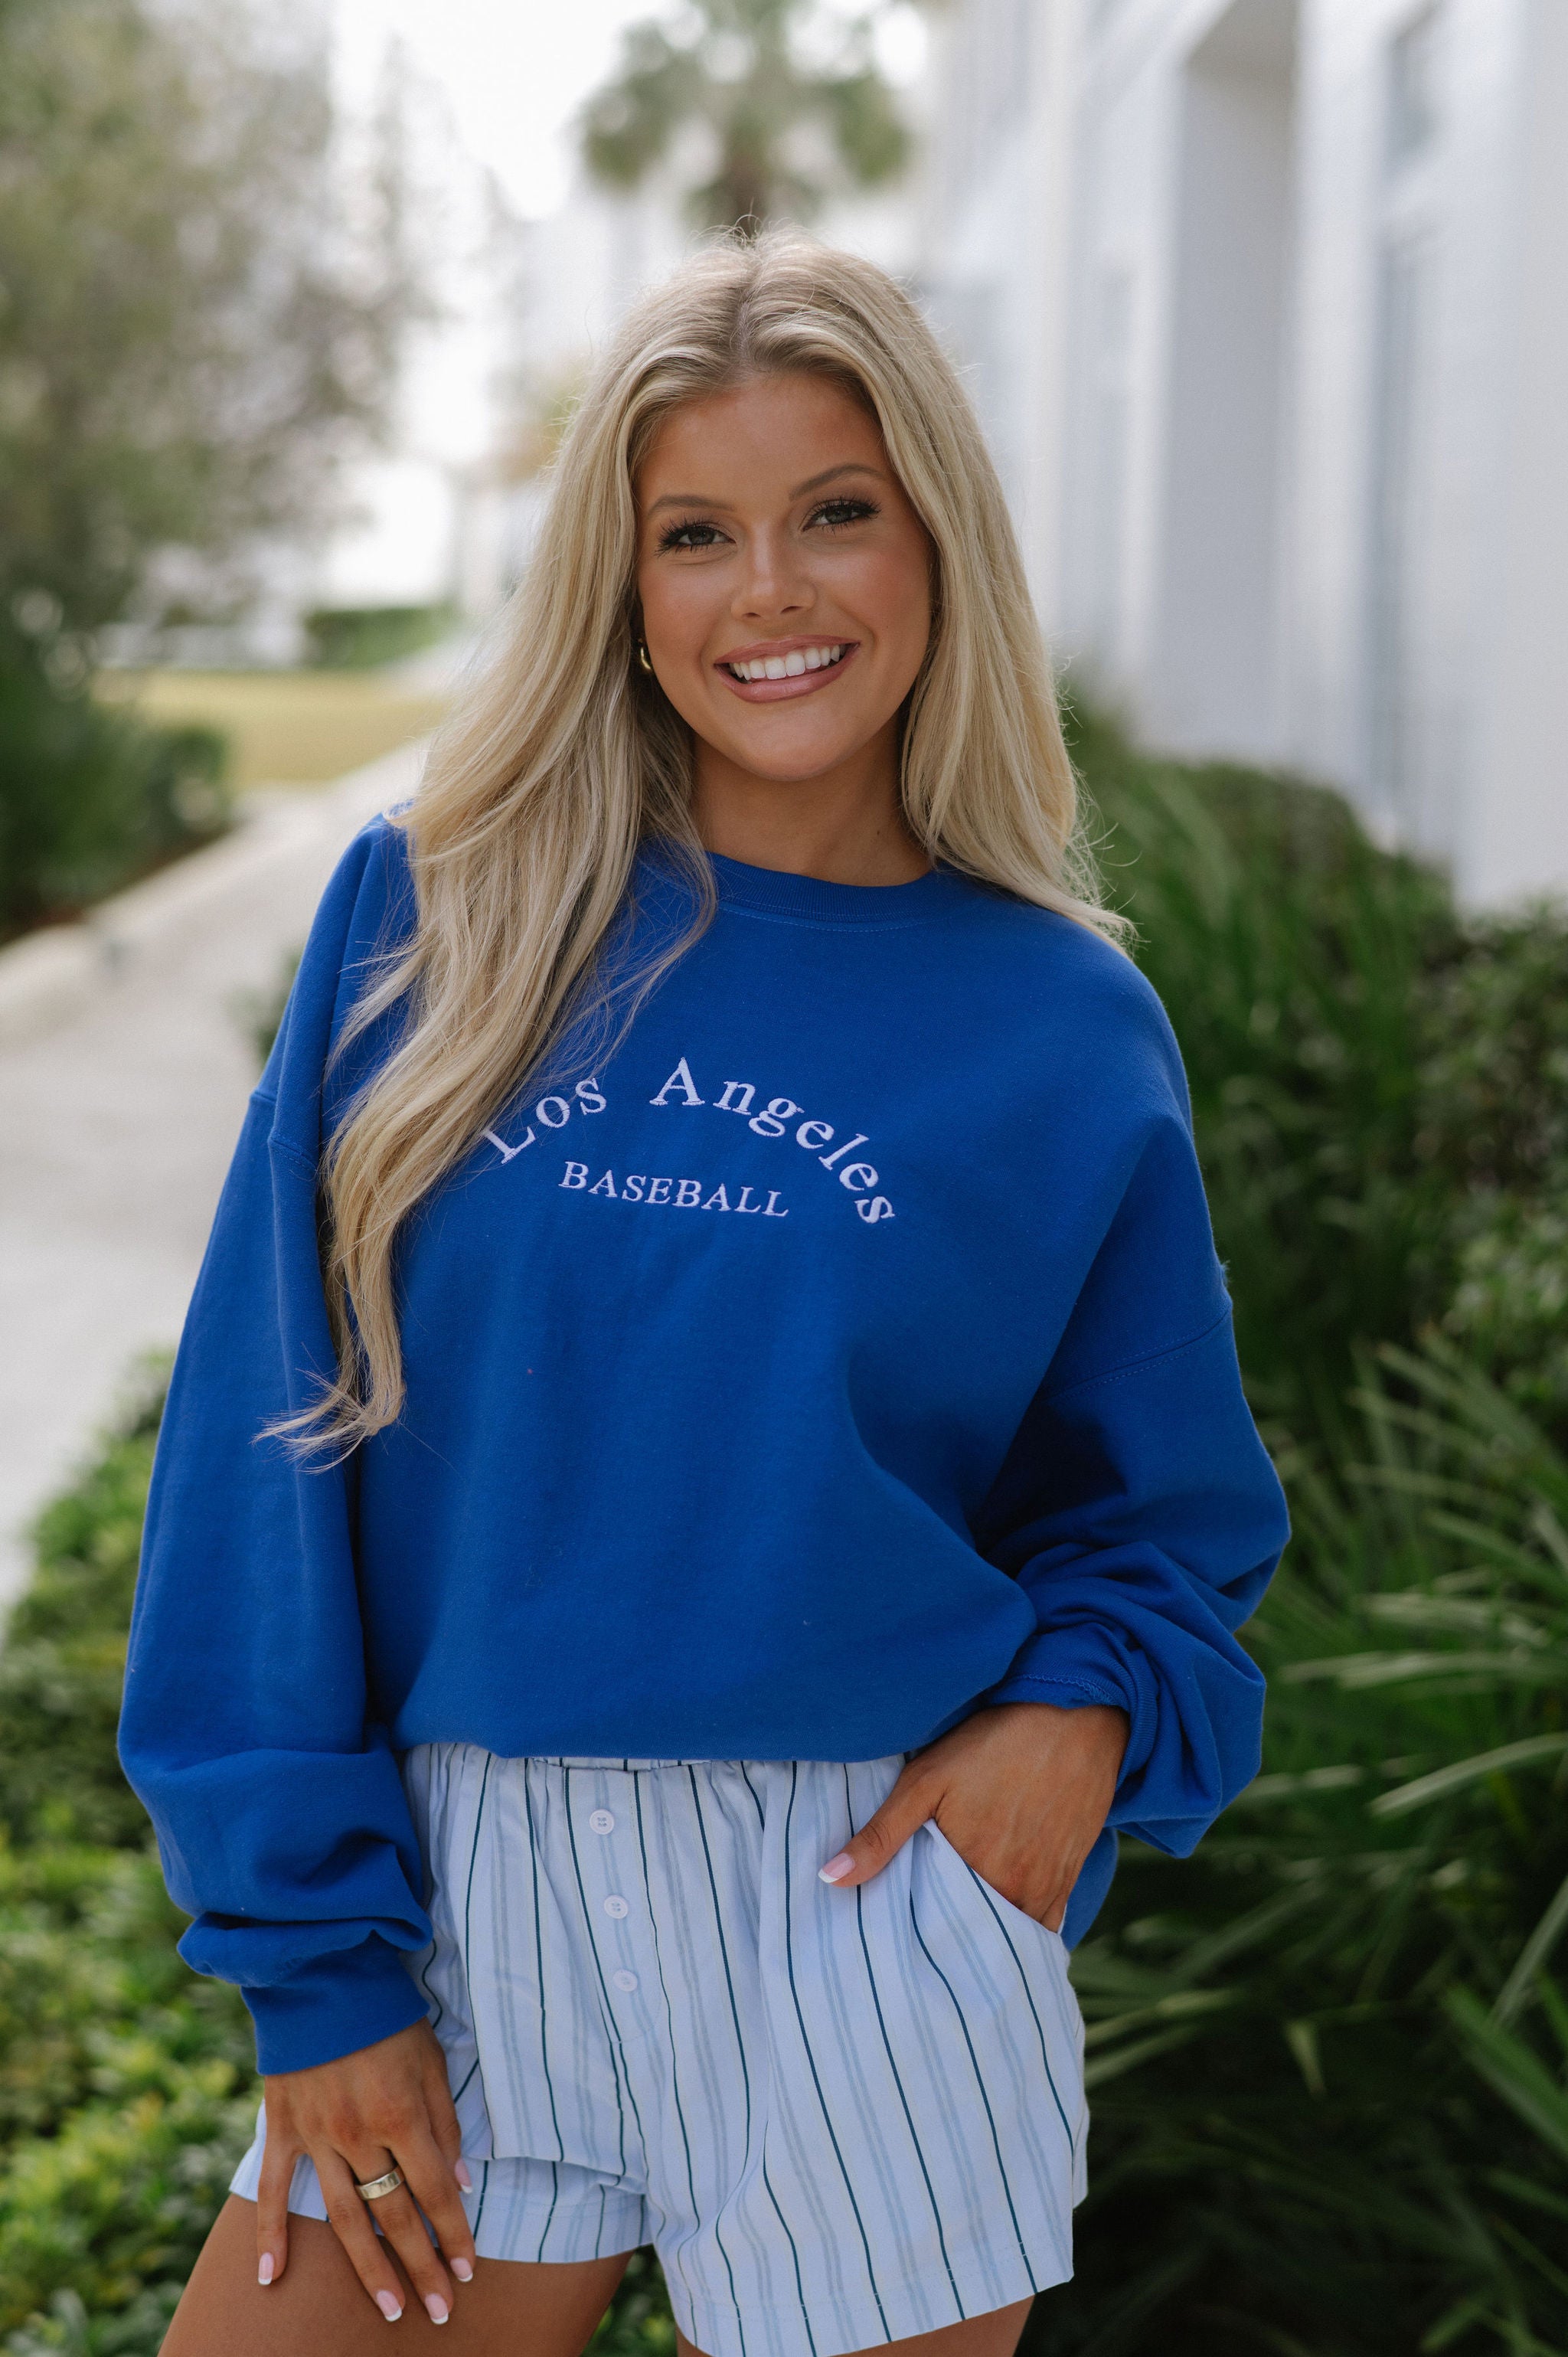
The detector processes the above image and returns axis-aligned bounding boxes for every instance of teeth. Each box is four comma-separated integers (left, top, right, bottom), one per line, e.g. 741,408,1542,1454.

728,644,844,682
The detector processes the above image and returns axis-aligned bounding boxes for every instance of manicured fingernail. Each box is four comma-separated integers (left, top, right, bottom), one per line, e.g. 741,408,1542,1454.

452,2256,474,2281
454,2159,472,2190
257,2251,274,2285
819,1851,854,1883
376,2290,402,2321
425,2293,450,2324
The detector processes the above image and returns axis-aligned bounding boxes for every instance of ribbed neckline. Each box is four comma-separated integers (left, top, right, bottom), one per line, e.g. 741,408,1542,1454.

705,849,973,928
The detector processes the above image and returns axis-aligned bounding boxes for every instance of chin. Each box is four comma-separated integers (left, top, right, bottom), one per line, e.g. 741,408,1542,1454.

716,716,868,772
726,745,862,786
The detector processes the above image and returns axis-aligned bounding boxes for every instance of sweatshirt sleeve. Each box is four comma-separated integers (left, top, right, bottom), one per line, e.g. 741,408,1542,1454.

973,1027,1291,1920
118,819,433,2076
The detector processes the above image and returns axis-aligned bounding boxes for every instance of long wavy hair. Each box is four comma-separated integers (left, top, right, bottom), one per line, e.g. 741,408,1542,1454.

294,227,1122,1450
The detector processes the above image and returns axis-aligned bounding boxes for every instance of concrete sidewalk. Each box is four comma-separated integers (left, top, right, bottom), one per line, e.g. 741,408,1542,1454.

0,740,423,1607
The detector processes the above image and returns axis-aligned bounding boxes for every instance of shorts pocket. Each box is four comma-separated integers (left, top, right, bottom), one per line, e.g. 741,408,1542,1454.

922,1818,1066,1949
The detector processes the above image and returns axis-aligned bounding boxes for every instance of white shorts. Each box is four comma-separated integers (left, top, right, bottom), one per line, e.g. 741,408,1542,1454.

231,1748,1088,2357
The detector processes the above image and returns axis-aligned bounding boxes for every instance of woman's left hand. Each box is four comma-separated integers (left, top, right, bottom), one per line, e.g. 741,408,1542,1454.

818,1701,1129,1930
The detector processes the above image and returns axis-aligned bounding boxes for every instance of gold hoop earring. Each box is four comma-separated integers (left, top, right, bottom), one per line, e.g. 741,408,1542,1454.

636,641,653,675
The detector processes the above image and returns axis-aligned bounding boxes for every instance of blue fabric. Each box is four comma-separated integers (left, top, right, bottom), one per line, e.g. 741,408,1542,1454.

119,821,1289,2074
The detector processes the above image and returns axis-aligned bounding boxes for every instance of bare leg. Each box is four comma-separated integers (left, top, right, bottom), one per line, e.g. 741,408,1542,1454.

678,2299,1034,2357
162,2196,634,2356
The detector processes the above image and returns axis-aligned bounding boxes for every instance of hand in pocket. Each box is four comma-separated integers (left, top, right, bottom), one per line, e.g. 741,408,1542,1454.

817,1701,1128,1929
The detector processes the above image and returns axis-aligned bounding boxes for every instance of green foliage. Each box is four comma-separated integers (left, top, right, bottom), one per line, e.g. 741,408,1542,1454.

1027,1345,1568,2357
1070,708,1568,1449
1419,917,1568,1426
302,603,456,672
0,1852,255,2353
0,0,422,636
590,2251,676,2354
0,622,229,942
0,1368,166,1852
0,0,427,941
0,1379,256,2352
580,0,911,231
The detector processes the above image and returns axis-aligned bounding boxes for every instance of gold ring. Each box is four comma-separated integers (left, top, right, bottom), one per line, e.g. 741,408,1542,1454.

354,2167,405,2202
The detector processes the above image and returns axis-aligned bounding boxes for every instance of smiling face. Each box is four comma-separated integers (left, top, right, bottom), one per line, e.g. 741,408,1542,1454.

633,371,934,875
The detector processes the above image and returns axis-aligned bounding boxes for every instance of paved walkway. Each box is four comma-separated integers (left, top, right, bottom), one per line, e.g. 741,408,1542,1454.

0,742,422,1607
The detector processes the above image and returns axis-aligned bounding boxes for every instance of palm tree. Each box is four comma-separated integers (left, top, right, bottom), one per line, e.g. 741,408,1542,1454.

580,0,911,234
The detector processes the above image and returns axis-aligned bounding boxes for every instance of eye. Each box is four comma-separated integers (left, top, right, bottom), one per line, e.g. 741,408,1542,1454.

808,497,880,531
656,516,727,552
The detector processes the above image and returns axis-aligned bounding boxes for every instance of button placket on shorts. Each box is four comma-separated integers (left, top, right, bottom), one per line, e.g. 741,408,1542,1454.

573,1770,644,2005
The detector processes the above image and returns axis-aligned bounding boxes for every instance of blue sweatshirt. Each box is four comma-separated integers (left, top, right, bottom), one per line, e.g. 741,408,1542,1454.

119,819,1289,2076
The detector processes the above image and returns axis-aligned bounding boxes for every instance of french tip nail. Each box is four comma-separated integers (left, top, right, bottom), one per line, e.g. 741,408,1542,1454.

452,2256,474,2281
257,2252,274,2285
375,2290,402,2321
454,2159,473,2190
818,1852,854,1883
426,2294,450,2324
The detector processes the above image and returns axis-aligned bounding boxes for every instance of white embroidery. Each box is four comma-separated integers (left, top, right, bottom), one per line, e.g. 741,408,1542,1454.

563,1164,787,1215
483,1127,534,1164
652,1057,892,1220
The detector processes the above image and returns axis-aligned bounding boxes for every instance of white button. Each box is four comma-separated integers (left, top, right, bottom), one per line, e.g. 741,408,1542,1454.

589,1809,616,1835
612,1968,639,1992
603,1894,629,1918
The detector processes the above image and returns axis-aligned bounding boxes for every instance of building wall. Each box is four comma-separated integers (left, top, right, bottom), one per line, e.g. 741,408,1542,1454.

922,0,1568,905
1468,0,1568,904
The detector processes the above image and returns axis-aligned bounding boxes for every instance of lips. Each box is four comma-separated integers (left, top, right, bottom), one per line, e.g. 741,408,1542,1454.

716,639,861,704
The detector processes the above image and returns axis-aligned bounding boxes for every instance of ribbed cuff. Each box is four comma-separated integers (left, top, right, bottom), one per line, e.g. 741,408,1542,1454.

242,1936,430,2076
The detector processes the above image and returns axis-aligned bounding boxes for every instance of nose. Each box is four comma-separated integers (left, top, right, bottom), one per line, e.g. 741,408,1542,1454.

733,524,813,623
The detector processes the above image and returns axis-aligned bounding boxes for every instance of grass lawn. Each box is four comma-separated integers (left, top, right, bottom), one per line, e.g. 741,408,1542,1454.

98,670,450,792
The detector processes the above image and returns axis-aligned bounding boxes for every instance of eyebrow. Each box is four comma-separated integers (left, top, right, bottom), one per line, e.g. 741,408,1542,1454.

645,461,886,515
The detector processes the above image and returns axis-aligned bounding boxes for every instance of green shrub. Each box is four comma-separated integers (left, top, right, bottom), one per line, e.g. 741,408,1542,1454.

1030,1344,1568,2357
302,603,455,672
0,1371,256,2352
1072,710,1568,1453
0,619,230,944
0,1370,166,1854
1072,708,1458,1437
0,1850,256,2353
1417,916,1568,1427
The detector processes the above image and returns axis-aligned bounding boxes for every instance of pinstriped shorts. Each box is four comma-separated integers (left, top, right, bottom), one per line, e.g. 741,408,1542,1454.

231,1747,1088,2357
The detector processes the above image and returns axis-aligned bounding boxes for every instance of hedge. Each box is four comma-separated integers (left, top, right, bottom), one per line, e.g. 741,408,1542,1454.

0,619,229,946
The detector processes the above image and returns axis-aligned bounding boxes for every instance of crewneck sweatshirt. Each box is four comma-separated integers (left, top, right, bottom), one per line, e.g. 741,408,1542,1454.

120,820,1289,2075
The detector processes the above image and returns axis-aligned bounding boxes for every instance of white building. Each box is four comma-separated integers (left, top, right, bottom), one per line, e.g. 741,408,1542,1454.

921,0,1568,905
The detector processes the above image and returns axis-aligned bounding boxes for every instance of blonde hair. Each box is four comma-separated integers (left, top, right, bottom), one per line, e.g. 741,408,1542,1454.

299,227,1121,1450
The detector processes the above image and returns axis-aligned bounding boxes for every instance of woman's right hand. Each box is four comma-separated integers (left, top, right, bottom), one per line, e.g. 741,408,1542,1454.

256,2018,477,2324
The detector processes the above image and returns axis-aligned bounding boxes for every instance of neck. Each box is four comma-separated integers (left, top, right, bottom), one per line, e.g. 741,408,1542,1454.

691,728,930,888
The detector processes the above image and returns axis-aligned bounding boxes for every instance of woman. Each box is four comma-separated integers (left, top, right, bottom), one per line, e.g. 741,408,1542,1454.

122,230,1289,2356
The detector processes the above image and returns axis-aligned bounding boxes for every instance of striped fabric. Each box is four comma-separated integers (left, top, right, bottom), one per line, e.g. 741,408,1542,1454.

231,1747,1087,2357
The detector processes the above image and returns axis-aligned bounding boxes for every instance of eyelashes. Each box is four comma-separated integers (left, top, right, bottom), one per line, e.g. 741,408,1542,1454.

655,518,722,552
655,497,881,554
812,496,881,532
